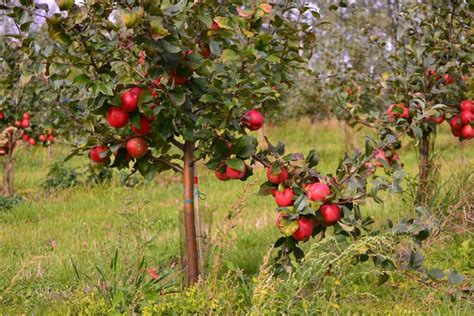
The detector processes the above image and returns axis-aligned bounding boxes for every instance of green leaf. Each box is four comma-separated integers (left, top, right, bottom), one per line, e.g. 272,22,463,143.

162,40,181,53
73,74,91,86
221,49,239,62
199,94,216,103
169,91,185,106
209,40,221,56
427,268,444,280
213,16,232,29
226,158,245,172
306,149,319,168
232,135,257,159
447,270,464,286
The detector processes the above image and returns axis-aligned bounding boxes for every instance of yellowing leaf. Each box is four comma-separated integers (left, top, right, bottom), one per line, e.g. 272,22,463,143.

382,71,391,81
221,49,239,62
243,29,255,37
237,7,254,18
214,16,232,29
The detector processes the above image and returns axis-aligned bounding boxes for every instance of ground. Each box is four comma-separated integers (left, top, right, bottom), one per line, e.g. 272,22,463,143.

0,119,472,314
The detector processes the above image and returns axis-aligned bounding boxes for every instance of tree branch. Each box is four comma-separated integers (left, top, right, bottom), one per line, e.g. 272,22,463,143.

153,157,183,173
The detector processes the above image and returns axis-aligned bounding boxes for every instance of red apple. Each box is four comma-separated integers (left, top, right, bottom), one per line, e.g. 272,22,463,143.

374,150,389,167
22,113,31,120
126,137,149,159
443,74,455,85
451,128,462,137
14,120,21,127
48,135,55,142
121,90,139,112
28,138,36,146
449,116,463,130
387,103,410,119
275,188,295,207
320,204,342,226
22,134,30,142
0,112,4,120
461,125,474,140
168,69,189,85
90,146,109,163
215,164,230,181
201,46,211,59
39,134,47,142
211,20,220,31
429,112,445,124
226,163,247,179
242,109,264,131
391,152,400,162
131,116,151,135
460,111,473,125
306,182,331,203
267,164,288,184
21,119,30,128
107,107,129,128
292,217,315,241
460,100,473,113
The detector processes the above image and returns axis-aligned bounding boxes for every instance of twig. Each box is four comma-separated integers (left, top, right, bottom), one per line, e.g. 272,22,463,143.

153,157,183,173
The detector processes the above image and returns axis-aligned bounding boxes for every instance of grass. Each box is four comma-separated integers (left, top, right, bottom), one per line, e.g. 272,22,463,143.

0,119,472,314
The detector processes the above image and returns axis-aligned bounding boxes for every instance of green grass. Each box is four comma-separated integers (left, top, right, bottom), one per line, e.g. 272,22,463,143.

0,119,472,314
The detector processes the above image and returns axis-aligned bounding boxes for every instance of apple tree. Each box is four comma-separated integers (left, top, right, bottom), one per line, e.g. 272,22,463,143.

0,26,60,197
372,1,472,206
5,0,331,283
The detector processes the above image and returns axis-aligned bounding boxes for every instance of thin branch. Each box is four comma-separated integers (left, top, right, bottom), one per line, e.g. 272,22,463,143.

153,157,183,173
291,74,341,82
169,137,185,151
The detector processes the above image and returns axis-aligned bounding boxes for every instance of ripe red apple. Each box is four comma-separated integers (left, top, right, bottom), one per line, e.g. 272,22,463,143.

0,112,4,120
201,46,211,59
242,109,264,131
215,164,230,181
22,134,30,142
426,69,437,77
460,111,473,125
211,20,220,31
131,116,151,135
306,182,331,203
387,103,410,119
292,217,315,241
461,125,474,140
449,116,463,130
168,69,189,85
275,188,295,207
107,107,129,128
429,112,445,124
15,120,21,127
374,150,389,167
391,152,400,162
22,113,31,120
451,127,462,137
121,90,139,112
226,163,247,179
90,145,109,163
21,119,30,128
443,74,455,85
48,135,55,142
267,164,288,184
39,134,47,142
28,138,36,146
460,100,473,113
319,204,342,226
126,137,149,159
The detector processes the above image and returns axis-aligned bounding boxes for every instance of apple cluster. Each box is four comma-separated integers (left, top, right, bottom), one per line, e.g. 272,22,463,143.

213,109,264,181
449,100,474,140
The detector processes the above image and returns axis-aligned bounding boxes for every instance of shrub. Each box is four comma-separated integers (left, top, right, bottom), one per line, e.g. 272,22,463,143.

42,162,79,190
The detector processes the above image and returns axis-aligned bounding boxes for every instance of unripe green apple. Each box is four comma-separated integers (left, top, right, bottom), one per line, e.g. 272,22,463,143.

56,0,74,11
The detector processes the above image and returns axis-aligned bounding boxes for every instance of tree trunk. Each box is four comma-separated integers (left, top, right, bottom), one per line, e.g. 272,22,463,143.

183,141,199,285
415,133,431,207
